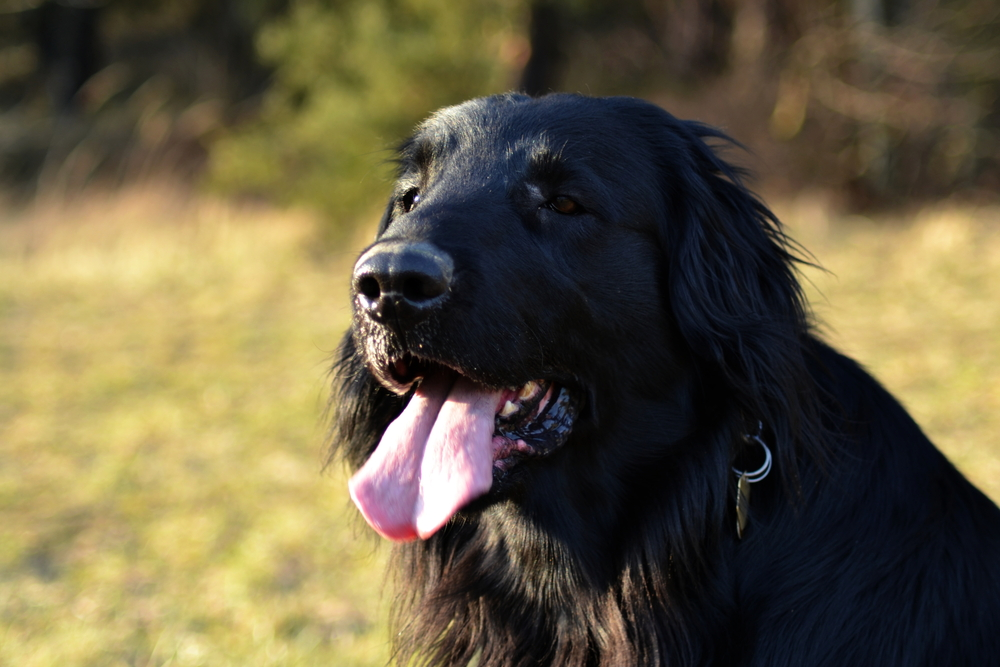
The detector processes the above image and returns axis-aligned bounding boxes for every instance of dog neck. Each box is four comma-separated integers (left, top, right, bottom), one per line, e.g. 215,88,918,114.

388,404,743,666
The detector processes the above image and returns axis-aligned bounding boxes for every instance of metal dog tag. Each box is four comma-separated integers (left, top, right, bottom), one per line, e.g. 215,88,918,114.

733,424,772,540
736,473,751,539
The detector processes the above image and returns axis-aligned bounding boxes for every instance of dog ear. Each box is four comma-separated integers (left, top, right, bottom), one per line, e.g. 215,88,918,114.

648,113,822,478
326,330,406,471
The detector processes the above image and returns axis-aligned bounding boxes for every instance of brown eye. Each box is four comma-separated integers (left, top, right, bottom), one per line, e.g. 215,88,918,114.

548,196,583,215
400,189,420,213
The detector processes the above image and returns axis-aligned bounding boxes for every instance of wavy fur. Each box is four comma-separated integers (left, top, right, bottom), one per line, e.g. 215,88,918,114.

330,94,1000,666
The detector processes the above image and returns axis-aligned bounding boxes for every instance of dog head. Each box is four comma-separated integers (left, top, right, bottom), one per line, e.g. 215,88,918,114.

332,93,814,543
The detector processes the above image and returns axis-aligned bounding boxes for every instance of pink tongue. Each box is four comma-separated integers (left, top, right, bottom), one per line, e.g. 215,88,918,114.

348,371,501,541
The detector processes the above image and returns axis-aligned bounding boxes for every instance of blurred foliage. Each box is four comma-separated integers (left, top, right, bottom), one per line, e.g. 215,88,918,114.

771,0,1000,205
206,0,1000,227
1,0,999,219
0,0,280,193
207,0,523,235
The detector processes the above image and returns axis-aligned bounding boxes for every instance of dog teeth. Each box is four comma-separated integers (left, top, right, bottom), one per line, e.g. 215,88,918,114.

500,400,519,418
518,381,539,400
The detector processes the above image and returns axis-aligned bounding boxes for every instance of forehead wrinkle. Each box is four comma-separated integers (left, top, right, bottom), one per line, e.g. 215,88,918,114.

407,99,640,208
505,130,557,158
525,138,609,194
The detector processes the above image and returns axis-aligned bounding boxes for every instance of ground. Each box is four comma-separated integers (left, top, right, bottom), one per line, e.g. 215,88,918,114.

0,188,997,666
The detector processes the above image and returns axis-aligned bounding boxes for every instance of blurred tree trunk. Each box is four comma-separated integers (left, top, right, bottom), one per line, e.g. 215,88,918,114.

190,0,285,103
646,0,735,79
37,0,102,113
519,1,564,96
763,0,806,52
851,0,910,26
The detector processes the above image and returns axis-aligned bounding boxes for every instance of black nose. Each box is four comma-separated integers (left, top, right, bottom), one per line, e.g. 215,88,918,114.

352,240,454,332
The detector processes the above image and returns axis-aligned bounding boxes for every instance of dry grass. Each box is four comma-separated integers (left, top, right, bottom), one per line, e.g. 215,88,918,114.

0,189,389,666
779,196,1000,501
0,188,998,665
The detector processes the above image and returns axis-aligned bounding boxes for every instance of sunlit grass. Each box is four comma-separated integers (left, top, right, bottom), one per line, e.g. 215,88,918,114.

0,190,389,666
1,189,998,665
780,196,1000,500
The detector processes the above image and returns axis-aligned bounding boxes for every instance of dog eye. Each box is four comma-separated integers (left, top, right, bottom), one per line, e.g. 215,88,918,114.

400,189,421,213
547,196,584,215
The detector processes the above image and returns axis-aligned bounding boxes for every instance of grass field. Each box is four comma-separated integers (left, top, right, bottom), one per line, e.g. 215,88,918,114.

1,189,998,666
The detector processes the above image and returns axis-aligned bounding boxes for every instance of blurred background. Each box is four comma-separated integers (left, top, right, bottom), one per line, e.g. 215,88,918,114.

1,1,998,665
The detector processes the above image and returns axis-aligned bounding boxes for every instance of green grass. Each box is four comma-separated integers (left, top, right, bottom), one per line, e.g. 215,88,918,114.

1,190,998,665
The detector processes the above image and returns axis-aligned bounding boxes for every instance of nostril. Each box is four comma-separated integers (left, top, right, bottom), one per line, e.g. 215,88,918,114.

402,273,446,303
352,240,453,327
357,275,382,302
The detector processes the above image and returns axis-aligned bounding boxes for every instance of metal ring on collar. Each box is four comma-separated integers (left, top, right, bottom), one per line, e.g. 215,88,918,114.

733,430,773,484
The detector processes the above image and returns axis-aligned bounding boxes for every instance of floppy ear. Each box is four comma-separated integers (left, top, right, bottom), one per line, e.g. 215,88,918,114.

648,112,823,480
327,330,406,471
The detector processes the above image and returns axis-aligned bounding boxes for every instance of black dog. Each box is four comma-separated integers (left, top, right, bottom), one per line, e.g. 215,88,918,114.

331,93,1000,666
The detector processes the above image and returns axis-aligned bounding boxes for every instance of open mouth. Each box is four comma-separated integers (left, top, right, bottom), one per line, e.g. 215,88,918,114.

383,353,581,471
492,380,579,470
350,350,583,541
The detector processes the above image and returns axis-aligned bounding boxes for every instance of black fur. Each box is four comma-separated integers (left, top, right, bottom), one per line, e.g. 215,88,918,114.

330,94,1000,666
